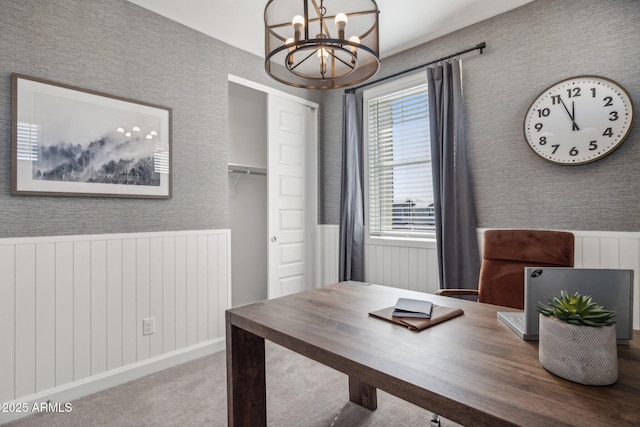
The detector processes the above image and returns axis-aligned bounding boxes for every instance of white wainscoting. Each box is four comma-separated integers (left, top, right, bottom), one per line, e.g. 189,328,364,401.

318,225,640,329
364,239,439,294
568,230,640,330
318,225,439,292
0,229,230,423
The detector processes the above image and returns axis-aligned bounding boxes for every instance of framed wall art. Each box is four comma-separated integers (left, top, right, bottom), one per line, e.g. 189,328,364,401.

12,73,172,198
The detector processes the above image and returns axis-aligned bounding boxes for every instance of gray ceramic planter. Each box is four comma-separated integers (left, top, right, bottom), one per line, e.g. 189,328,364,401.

538,314,618,385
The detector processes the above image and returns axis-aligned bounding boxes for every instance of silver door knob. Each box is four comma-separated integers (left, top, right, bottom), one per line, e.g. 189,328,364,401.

271,236,277,243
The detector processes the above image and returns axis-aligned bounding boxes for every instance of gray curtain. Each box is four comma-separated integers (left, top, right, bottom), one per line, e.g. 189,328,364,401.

427,60,480,289
339,92,365,282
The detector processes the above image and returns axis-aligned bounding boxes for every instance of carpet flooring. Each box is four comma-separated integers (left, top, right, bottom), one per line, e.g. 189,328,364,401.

6,342,463,427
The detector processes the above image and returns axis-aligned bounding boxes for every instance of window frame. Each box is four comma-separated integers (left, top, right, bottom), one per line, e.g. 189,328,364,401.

363,71,436,246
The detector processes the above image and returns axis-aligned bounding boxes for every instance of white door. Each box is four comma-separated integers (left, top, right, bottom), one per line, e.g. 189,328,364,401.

268,94,312,299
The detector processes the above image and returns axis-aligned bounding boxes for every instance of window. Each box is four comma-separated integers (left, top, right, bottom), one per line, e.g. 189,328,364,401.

364,73,434,240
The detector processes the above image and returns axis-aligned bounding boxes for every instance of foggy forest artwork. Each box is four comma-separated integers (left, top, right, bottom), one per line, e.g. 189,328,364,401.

13,74,171,198
33,131,161,187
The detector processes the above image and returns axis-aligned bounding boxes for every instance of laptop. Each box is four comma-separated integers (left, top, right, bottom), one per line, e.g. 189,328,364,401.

498,267,634,345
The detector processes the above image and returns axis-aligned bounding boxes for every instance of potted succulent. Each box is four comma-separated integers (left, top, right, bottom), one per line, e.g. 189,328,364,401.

537,290,617,385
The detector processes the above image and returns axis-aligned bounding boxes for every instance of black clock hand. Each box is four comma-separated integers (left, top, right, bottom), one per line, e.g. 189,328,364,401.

571,101,579,131
559,97,580,131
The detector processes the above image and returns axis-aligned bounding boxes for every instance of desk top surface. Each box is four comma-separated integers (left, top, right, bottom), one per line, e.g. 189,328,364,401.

226,281,640,427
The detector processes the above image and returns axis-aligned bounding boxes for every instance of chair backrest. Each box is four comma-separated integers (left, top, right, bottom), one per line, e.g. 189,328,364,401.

477,230,574,309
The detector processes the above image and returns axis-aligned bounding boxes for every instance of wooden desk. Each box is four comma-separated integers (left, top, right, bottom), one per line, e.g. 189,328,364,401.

226,281,640,426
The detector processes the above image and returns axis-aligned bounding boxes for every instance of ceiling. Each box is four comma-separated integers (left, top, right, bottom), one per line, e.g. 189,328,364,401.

126,0,535,59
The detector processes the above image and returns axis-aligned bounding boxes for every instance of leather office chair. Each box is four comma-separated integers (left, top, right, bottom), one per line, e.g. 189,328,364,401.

436,229,575,309
431,230,574,426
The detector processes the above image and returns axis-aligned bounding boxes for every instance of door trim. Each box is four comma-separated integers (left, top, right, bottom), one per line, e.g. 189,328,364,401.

228,75,319,109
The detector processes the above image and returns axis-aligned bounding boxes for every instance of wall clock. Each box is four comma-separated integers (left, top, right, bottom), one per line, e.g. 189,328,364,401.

523,75,634,165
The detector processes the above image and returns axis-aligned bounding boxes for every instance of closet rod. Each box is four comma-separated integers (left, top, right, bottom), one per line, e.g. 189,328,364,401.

344,42,486,94
228,168,267,176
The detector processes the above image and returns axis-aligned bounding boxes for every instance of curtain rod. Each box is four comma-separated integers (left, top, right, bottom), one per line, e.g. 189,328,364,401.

344,42,486,94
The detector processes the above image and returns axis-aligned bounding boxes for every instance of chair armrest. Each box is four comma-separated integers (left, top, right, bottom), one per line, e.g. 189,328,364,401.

435,289,479,297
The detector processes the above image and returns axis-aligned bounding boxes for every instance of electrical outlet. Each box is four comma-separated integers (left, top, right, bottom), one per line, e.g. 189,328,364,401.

143,317,155,336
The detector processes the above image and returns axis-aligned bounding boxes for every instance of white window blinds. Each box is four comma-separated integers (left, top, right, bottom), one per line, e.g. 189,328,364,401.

366,81,434,238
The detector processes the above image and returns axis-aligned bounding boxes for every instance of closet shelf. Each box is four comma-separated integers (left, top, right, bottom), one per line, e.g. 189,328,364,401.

228,163,267,189
227,163,267,176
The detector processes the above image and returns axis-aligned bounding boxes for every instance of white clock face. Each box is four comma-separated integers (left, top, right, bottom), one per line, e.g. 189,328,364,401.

524,76,634,165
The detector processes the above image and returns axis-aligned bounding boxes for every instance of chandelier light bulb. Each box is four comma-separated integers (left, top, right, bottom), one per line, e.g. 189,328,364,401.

292,15,304,42
317,47,329,60
285,37,295,51
117,127,124,133
285,37,295,66
348,35,360,50
292,15,305,26
348,35,360,64
335,13,348,39
317,47,329,76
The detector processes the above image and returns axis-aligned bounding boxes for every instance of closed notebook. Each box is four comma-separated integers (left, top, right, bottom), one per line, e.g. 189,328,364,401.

392,298,433,318
369,305,464,331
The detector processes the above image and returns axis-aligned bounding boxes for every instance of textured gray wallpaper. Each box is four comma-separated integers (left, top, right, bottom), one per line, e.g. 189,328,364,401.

321,0,640,232
0,0,320,238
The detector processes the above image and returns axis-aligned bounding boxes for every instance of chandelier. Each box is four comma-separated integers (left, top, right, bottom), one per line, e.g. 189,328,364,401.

264,0,380,89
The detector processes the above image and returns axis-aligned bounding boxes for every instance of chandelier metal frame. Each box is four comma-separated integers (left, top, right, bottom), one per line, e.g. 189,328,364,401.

264,0,380,89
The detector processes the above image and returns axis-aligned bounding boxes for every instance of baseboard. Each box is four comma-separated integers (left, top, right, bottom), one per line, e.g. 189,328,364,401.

0,338,226,425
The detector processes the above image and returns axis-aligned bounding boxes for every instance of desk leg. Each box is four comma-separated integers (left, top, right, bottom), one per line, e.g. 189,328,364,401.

227,321,266,427
349,376,378,410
